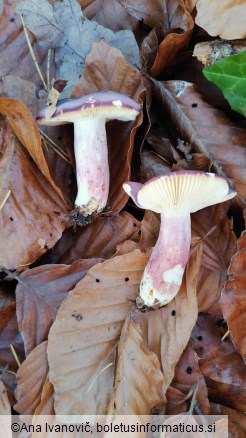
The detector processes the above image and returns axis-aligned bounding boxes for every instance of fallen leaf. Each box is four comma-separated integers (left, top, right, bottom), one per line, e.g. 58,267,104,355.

0,381,11,437
1,76,38,117
14,341,48,415
72,40,145,214
192,203,237,314
121,0,193,76
0,2,48,89
0,302,25,400
221,229,246,355
42,212,141,265
18,0,140,97
191,313,234,360
139,210,160,251
199,346,246,412
194,0,246,39
34,376,54,416
141,150,171,181
142,244,203,398
209,403,246,437
0,97,68,202
16,259,101,355
47,249,150,415
0,118,68,270
151,79,246,204
107,318,165,414
151,5,194,77
166,341,210,415
80,0,138,32
0,381,11,415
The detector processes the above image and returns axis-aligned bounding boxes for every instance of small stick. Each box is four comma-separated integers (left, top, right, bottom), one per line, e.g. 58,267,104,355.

19,14,48,91
47,49,51,92
221,329,230,341
9,344,21,368
0,190,11,210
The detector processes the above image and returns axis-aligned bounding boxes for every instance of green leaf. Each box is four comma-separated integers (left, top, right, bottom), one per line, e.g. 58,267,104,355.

203,51,246,117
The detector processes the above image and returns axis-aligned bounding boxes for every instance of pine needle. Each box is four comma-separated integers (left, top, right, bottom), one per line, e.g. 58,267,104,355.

19,14,48,91
86,362,113,395
0,190,11,210
39,129,70,164
221,329,230,341
9,344,21,368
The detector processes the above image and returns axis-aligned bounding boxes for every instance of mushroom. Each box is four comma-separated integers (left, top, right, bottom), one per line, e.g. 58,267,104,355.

36,91,141,222
123,171,237,306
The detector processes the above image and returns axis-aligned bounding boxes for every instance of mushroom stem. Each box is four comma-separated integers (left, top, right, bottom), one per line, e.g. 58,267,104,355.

140,211,191,306
74,118,109,216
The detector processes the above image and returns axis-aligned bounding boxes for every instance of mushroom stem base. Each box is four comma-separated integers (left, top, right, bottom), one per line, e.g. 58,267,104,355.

140,211,191,306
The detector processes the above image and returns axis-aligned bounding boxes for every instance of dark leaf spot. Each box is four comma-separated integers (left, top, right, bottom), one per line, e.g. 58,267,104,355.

186,366,192,374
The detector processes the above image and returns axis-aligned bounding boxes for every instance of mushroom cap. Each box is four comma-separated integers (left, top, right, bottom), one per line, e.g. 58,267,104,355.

123,171,237,213
36,91,141,126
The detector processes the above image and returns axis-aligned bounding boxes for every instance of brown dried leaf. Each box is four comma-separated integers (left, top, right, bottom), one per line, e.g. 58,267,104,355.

139,210,160,251
72,40,144,214
151,79,246,204
14,341,48,415
141,150,171,181
107,318,165,415
34,376,54,416
209,403,246,437
191,314,246,411
221,230,246,355
0,98,67,202
166,342,210,415
0,119,69,270
151,6,194,76
0,302,25,399
16,259,101,355
200,346,246,412
194,0,246,39
79,0,137,31
44,212,141,265
0,2,48,89
0,381,11,415
121,0,193,76
192,204,237,313
143,245,203,396
48,250,150,415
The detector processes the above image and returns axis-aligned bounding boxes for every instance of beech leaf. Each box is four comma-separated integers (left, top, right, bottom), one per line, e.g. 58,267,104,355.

14,341,48,415
203,51,246,117
151,79,246,203
107,318,165,415
16,259,101,355
221,229,246,356
17,0,140,97
48,250,150,415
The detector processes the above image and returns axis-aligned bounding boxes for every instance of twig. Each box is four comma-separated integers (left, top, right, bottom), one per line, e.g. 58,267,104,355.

221,329,230,341
47,49,51,92
9,344,21,368
0,190,11,210
19,14,48,91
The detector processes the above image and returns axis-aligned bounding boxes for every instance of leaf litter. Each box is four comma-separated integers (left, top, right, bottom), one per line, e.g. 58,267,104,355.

0,0,246,433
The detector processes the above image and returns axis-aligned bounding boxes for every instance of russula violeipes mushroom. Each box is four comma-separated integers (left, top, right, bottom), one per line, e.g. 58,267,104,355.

36,91,141,222
123,171,237,306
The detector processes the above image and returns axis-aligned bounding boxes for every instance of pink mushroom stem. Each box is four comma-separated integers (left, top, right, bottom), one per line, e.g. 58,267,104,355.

74,118,109,216
140,211,191,306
